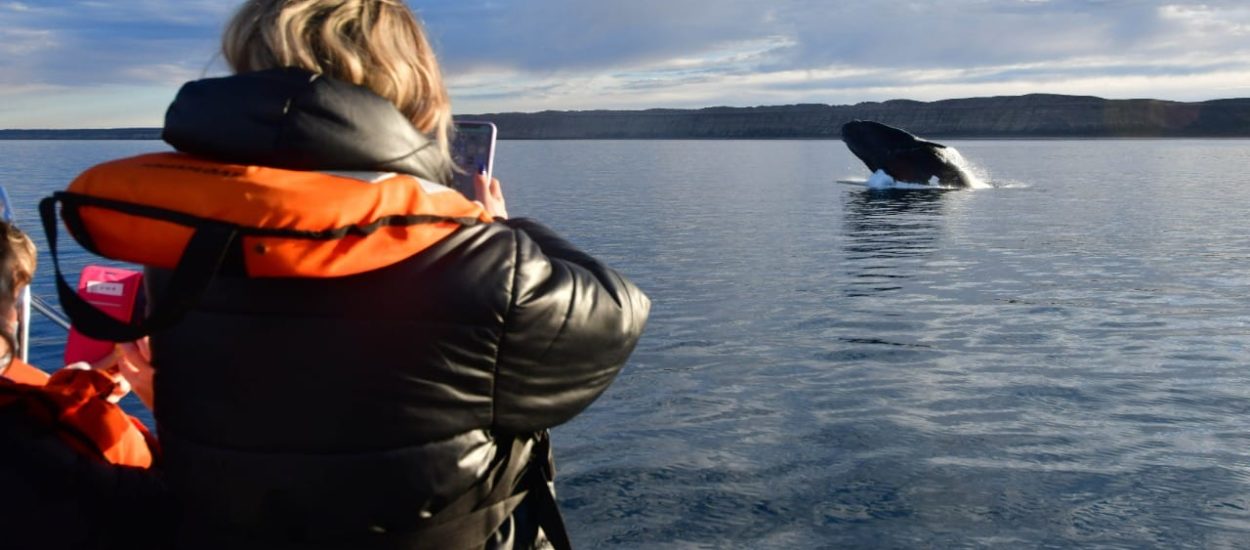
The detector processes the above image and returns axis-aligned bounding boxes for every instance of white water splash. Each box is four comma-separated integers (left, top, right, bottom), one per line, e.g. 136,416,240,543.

852,145,992,190
936,147,992,189
864,169,960,190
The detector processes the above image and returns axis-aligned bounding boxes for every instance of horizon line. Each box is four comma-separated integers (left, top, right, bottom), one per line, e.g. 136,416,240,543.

3,92,1249,131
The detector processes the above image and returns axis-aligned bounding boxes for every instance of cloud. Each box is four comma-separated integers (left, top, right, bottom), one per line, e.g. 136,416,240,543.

0,83,65,97
120,63,210,85
0,83,178,128
423,0,783,74
0,0,228,87
72,0,236,25
430,0,1250,111
0,27,57,56
4,0,1250,126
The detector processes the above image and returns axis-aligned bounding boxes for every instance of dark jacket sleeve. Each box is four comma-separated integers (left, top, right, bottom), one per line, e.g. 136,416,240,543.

491,218,650,433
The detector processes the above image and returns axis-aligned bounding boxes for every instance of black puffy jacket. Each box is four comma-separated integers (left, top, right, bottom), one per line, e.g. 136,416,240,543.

144,69,650,549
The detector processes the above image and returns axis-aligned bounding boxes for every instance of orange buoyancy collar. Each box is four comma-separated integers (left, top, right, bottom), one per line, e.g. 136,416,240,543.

0,364,155,468
41,152,493,342
58,152,492,278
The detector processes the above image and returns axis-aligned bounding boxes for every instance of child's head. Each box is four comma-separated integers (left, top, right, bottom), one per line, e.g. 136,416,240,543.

0,221,36,295
0,221,35,367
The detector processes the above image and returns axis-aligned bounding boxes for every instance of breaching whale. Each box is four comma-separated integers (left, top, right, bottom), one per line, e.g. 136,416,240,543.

841,120,979,188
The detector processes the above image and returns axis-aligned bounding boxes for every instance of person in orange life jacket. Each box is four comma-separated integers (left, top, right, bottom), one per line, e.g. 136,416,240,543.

0,221,171,550
51,1,650,549
0,220,156,462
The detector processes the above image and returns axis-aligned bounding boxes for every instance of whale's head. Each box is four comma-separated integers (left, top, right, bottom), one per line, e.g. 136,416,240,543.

841,120,971,187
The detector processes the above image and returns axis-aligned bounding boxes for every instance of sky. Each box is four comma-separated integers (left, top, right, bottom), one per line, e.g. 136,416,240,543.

2,0,1249,128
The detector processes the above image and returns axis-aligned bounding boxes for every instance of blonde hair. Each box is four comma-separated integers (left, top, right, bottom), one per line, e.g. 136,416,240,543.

0,222,31,369
222,0,453,170
2,222,35,292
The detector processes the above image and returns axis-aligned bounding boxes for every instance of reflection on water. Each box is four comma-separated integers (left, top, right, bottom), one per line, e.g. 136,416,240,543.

842,189,946,297
545,139,1250,548
5,139,1250,548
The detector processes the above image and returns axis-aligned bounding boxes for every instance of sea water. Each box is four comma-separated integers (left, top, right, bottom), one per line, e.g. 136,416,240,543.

2,138,1250,548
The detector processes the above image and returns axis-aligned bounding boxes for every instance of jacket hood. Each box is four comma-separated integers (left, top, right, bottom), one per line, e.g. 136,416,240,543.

162,68,451,182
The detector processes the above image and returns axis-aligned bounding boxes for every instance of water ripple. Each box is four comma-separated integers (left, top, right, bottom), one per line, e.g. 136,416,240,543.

9,139,1250,548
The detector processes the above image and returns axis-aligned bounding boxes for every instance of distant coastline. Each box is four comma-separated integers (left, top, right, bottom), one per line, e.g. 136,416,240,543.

5,93,1250,140
0,128,162,140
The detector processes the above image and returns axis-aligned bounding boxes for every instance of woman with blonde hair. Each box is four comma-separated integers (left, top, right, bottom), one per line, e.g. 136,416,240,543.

49,0,649,548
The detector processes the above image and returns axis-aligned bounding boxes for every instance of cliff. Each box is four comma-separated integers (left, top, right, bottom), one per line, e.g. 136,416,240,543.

470,94,1250,139
4,94,1249,139
0,128,161,140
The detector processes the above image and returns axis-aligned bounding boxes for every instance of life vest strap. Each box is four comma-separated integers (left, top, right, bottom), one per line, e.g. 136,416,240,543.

40,177,491,341
40,194,238,342
526,430,573,550
48,189,485,241
391,431,572,550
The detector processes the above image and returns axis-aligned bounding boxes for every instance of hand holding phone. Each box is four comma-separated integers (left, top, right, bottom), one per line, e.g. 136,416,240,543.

474,172,508,219
450,121,497,198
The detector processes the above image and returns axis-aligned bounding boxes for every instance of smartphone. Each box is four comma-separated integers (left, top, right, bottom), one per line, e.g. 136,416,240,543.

450,121,497,198
64,265,143,365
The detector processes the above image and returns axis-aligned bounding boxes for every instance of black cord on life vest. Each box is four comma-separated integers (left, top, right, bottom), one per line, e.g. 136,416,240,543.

39,189,487,342
39,195,238,342
527,430,573,550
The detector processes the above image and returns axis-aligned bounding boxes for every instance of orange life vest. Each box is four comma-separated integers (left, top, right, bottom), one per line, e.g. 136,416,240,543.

3,358,49,385
41,152,492,341
58,152,491,278
1,362,155,468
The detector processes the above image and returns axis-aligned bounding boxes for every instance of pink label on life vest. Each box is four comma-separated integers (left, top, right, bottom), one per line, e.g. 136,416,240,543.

64,266,143,366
